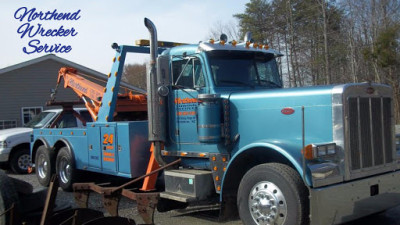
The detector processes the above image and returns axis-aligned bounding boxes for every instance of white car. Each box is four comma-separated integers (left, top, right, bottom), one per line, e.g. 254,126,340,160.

0,108,90,174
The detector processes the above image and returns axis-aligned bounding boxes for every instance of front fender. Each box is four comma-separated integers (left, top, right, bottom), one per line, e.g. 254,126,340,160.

221,140,312,199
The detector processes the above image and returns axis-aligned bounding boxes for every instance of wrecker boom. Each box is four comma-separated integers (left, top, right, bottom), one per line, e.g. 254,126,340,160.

56,67,147,121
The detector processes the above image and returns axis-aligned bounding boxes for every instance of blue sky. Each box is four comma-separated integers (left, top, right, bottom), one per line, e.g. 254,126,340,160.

1,0,249,74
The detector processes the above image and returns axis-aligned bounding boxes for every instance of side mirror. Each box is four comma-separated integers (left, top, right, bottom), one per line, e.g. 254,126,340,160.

50,88,57,101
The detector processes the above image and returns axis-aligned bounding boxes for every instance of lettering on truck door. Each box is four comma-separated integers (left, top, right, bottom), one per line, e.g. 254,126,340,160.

101,126,117,172
170,56,206,144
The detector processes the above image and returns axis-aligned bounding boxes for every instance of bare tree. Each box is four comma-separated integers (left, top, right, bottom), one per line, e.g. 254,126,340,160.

208,20,241,41
123,63,147,91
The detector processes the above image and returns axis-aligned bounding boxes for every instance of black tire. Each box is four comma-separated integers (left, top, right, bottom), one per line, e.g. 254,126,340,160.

56,147,77,191
10,148,31,174
0,170,20,225
35,145,55,187
237,163,309,225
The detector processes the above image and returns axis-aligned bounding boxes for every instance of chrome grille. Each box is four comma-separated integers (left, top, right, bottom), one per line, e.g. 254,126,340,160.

347,97,393,171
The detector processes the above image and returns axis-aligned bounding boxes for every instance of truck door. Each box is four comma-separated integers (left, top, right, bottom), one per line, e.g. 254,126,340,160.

169,56,206,143
88,125,101,169
101,126,117,172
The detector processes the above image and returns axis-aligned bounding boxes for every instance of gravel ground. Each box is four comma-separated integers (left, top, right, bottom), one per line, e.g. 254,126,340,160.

6,171,242,225
5,171,400,225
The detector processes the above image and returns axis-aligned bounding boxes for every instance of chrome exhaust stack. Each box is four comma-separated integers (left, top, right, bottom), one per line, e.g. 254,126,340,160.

144,18,167,165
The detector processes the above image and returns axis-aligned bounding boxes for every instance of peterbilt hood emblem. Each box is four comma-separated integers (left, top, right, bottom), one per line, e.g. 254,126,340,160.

281,107,295,115
366,86,375,94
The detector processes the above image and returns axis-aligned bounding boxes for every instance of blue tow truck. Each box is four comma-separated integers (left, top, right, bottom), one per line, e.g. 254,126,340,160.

31,18,400,225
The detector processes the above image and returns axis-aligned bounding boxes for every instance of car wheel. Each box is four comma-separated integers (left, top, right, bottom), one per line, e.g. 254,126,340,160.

237,163,308,225
35,146,54,187
56,147,77,191
10,148,31,174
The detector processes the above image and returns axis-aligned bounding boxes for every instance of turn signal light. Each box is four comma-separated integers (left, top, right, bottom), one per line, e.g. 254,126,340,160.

302,144,314,160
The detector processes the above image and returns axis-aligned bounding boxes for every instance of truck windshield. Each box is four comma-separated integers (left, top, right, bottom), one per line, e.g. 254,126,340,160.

24,112,56,128
207,51,282,88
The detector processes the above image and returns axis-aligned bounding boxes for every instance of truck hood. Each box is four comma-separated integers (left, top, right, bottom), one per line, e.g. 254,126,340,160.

223,85,335,158
0,128,33,141
222,85,335,107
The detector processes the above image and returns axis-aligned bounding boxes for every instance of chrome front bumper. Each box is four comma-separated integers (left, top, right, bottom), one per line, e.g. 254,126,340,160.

310,170,400,225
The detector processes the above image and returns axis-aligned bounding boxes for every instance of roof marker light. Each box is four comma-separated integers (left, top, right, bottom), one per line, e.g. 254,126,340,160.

209,39,215,44
245,41,250,49
232,40,237,47
264,44,269,50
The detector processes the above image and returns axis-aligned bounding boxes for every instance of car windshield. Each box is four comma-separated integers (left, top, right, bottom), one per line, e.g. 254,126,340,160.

207,50,282,88
24,112,56,128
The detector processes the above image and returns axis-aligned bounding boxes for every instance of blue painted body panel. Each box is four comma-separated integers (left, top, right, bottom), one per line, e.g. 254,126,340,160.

32,121,150,178
224,86,333,185
227,86,334,154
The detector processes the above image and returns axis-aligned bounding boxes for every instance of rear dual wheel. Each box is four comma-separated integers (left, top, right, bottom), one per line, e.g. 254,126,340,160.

35,146,54,187
56,147,77,191
36,146,77,191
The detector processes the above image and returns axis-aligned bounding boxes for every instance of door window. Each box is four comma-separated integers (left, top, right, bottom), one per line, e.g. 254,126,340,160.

172,57,205,88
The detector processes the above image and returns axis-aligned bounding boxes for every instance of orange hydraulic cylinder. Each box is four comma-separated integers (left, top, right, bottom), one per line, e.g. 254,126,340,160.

141,144,160,191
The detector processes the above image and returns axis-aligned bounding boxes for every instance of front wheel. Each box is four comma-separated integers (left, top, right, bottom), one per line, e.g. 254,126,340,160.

237,163,308,225
56,147,77,191
10,148,31,174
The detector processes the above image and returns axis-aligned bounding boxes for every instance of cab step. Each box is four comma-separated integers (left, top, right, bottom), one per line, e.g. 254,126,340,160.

161,169,215,203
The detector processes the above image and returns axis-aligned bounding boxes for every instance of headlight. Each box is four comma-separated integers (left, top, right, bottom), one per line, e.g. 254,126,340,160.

0,141,7,148
302,143,337,160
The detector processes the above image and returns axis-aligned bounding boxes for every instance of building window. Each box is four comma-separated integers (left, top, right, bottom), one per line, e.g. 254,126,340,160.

21,107,43,125
0,120,17,130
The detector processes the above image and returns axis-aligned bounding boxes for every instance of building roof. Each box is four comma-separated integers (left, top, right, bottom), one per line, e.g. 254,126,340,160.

0,54,146,94
0,54,106,77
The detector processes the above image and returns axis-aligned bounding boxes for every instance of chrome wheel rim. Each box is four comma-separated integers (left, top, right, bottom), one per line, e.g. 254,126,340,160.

248,181,287,225
17,154,31,170
37,154,48,179
59,157,71,184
